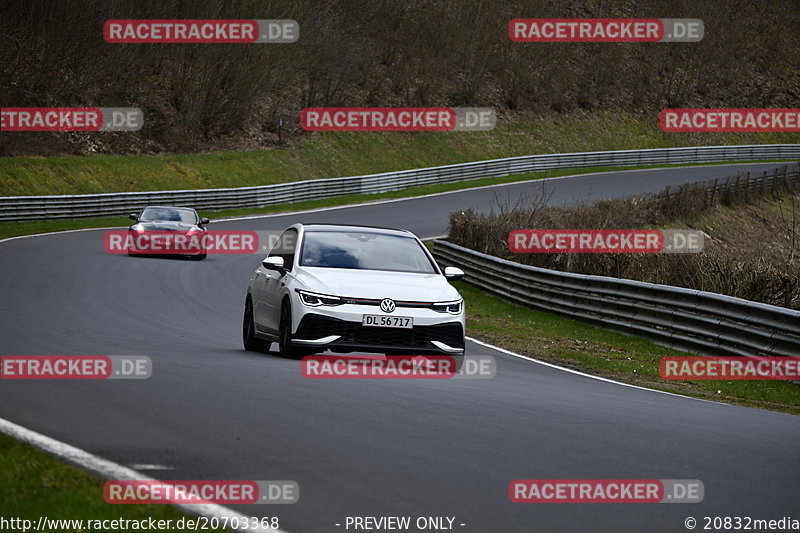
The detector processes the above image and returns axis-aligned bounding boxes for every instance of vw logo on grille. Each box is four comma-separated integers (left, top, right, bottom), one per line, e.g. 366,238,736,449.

380,298,396,313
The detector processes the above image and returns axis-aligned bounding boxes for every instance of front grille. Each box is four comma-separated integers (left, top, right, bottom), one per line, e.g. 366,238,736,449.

336,297,442,310
295,314,464,349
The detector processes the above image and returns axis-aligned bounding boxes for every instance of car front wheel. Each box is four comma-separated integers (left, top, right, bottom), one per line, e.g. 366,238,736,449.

449,354,465,374
278,302,312,359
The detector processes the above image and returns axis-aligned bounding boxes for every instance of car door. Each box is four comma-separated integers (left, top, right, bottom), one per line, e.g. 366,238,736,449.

254,228,298,334
250,263,273,334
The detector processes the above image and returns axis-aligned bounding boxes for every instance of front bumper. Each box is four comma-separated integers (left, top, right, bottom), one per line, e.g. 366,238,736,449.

127,231,204,255
293,313,465,355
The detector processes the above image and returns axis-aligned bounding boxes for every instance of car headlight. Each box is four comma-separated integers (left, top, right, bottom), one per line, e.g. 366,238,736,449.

432,299,463,314
131,224,145,233
296,289,343,307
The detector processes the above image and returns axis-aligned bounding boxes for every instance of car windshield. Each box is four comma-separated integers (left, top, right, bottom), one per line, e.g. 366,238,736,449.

300,230,437,274
139,207,198,224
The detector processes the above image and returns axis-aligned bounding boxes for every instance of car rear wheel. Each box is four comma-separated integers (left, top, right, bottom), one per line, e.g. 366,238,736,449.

243,297,268,352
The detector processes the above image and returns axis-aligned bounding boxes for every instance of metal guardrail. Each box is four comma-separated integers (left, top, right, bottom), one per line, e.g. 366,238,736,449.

1,144,799,221
432,240,800,358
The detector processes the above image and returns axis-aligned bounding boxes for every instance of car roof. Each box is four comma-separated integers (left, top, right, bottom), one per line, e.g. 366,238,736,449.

140,206,198,212
298,223,414,237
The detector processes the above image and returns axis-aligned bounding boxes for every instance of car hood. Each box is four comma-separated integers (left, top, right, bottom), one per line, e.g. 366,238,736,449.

133,221,197,232
296,267,460,302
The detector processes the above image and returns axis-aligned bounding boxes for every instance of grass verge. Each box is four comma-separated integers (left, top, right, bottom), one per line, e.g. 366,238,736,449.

0,160,792,241
0,432,230,532
2,111,799,197
456,281,800,415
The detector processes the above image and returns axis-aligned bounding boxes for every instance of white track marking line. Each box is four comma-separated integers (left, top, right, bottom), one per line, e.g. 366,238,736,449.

466,336,726,405
129,463,174,471
0,417,295,533
0,225,119,244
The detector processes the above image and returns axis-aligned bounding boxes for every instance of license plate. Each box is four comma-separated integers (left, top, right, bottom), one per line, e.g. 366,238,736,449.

362,315,413,329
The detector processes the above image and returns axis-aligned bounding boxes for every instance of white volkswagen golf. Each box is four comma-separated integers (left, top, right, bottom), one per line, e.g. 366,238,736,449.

243,224,466,361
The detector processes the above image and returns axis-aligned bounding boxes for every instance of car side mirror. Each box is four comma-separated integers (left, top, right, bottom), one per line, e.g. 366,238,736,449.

444,266,464,281
262,256,286,273
129,213,138,221
200,217,210,225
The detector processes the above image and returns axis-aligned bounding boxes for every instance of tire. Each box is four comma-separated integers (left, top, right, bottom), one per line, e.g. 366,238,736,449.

191,253,206,261
243,297,268,352
278,302,311,359
449,354,465,374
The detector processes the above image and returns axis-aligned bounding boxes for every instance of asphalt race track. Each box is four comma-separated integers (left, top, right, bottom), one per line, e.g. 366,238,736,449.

1,163,799,533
